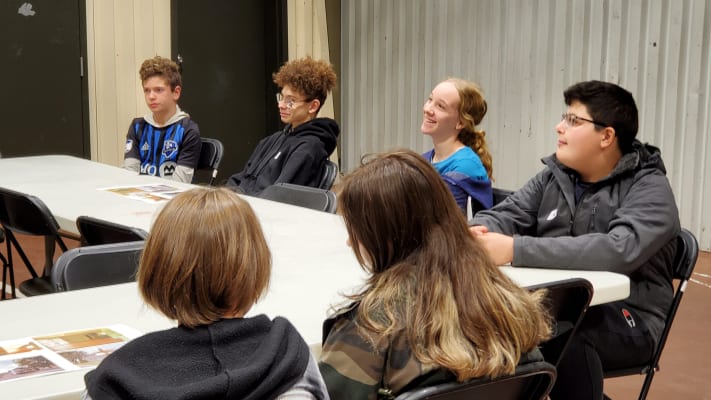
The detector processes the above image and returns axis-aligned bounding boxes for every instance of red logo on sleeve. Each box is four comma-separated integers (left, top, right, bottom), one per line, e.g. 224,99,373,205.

621,308,636,328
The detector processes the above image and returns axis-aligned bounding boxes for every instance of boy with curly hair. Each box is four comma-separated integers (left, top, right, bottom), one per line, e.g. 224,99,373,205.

227,56,340,195
124,56,201,183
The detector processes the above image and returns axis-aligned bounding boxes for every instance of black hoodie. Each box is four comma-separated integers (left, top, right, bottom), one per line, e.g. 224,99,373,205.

228,118,339,195
84,316,311,400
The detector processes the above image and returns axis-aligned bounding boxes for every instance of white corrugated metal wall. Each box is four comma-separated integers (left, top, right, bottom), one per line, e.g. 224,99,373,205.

341,0,711,251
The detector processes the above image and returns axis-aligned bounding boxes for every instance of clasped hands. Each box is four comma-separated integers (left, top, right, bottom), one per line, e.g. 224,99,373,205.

469,225,514,266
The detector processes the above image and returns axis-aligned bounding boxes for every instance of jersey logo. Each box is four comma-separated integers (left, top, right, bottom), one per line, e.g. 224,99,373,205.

160,162,177,177
546,209,558,221
141,142,150,152
162,140,179,159
125,139,133,153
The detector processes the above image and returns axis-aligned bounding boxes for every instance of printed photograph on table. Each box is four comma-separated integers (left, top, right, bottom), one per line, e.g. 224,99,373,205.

0,325,140,383
0,340,42,355
34,327,129,352
0,355,63,382
100,184,186,203
56,341,127,367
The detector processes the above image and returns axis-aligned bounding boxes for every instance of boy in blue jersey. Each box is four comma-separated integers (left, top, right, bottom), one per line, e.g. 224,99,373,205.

124,56,201,183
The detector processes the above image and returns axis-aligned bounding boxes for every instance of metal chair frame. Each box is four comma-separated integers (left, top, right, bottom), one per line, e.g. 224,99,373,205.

193,137,225,185
603,228,699,400
259,182,337,213
0,187,68,298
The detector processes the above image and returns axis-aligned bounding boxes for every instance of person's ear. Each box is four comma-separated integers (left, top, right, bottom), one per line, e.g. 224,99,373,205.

172,85,182,101
456,119,464,130
308,99,321,114
600,126,616,149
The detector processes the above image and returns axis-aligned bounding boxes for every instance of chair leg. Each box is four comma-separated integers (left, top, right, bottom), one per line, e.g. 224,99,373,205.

1,254,6,300
1,242,15,300
7,254,14,299
43,236,57,277
5,230,39,278
638,369,656,400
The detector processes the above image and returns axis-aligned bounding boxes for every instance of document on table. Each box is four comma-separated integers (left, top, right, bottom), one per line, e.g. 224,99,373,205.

0,324,141,383
99,184,186,203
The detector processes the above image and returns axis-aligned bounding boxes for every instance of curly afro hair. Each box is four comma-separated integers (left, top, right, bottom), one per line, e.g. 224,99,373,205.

273,56,337,112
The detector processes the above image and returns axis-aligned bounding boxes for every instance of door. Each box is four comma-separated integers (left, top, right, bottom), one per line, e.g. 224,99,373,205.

0,0,88,157
171,0,287,182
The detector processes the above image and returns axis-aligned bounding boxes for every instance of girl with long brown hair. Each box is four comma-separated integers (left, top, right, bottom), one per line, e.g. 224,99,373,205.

318,150,550,399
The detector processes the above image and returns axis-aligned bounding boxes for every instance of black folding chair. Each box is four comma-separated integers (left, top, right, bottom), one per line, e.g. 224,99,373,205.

470,187,514,218
492,187,515,205
76,215,148,246
528,278,593,368
192,137,225,185
0,187,68,298
259,183,337,213
51,241,144,292
395,361,556,400
318,159,339,190
603,228,699,400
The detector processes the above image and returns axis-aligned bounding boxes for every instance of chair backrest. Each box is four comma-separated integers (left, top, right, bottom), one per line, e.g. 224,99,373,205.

318,159,339,190
0,186,62,236
603,228,699,400
50,241,144,292
259,183,337,213
527,278,593,368
648,227,698,363
492,187,515,206
0,187,67,282
193,137,225,185
395,361,556,400
76,215,148,246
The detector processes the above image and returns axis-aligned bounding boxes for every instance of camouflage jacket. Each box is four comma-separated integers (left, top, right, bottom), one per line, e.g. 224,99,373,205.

318,303,448,400
318,303,545,400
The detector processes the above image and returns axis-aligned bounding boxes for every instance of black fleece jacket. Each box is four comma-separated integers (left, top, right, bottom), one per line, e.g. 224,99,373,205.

228,118,339,195
84,316,310,400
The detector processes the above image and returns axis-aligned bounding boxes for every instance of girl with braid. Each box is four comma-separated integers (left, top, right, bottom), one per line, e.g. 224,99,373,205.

421,78,494,214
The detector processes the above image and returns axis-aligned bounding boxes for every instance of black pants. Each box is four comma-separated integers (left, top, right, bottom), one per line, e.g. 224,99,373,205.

549,303,656,400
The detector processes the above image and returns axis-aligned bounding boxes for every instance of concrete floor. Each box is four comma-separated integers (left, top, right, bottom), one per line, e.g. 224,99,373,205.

3,233,710,399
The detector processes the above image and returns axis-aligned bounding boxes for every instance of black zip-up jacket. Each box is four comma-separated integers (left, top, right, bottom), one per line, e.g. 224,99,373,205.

472,140,680,345
228,118,339,195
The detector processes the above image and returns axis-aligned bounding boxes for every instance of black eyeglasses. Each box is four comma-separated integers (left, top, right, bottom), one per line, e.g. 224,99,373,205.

561,113,607,128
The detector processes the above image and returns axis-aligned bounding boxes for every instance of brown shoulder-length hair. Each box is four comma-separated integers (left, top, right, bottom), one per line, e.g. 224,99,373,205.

447,78,493,179
339,149,550,380
138,187,271,328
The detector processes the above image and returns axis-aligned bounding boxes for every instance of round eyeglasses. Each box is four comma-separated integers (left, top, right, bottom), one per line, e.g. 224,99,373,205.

276,93,309,110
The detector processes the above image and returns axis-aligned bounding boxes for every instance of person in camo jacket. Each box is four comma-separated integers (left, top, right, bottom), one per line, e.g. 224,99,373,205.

318,150,551,400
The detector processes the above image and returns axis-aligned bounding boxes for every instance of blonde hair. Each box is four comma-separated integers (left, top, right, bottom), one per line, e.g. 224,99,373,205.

447,78,493,179
138,187,271,328
339,150,550,380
